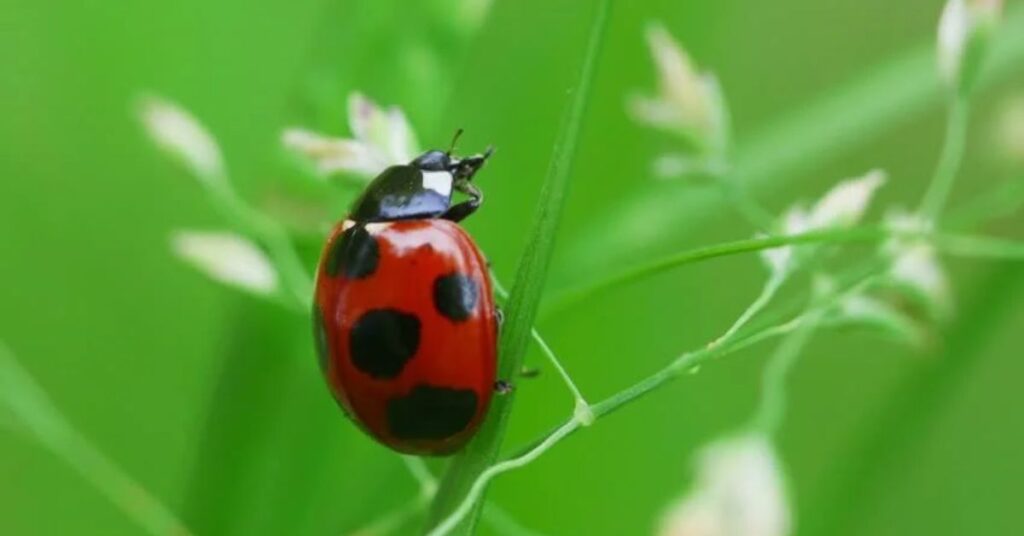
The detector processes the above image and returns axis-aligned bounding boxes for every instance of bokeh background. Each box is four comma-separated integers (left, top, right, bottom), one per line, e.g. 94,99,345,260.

3,0,1024,534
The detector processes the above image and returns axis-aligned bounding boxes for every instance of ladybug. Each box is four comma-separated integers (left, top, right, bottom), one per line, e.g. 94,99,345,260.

312,141,498,455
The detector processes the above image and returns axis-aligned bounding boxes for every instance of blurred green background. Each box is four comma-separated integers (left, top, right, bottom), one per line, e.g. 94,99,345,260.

2,0,1023,534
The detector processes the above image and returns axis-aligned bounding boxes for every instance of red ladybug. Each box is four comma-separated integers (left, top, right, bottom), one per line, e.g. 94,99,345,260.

313,145,497,455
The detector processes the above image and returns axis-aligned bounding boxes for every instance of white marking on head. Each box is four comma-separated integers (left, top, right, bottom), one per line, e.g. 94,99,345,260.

364,222,391,233
422,170,453,198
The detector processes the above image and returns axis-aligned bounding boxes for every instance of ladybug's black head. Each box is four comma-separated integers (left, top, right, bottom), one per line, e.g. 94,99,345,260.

413,127,492,181
411,150,452,172
348,132,493,223
451,146,494,182
411,146,493,182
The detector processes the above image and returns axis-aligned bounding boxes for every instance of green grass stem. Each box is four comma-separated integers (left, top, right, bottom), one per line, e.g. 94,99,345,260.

423,1,612,533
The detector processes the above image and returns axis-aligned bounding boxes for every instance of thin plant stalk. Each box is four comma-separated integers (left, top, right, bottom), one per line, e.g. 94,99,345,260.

918,96,971,220
721,174,778,231
545,227,1024,317
545,227,890,315
209,176,314,309
426,420,581,536
477,267,886,485
749,305,823,435
401,456,438,498
711,270,787,348
427,271,871,526
491,271,591,417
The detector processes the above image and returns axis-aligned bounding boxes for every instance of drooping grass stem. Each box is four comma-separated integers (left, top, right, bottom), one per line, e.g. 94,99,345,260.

546,227,1024,317
545,227,889,315
749,305,822,435
208,178,314,310
491,272,591,419
918,96,971,220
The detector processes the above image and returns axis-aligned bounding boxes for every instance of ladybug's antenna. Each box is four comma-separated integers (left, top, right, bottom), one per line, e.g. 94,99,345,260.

447,128,464,156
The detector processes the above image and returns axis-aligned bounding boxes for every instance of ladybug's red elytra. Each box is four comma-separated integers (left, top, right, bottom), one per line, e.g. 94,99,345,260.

313,143,498,455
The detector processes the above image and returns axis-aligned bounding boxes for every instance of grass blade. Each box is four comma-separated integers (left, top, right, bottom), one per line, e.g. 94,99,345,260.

0,341,191,536
423,0,613,533
804,264,1024,536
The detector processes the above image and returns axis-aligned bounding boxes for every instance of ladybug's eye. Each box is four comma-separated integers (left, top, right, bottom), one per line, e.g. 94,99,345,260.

412,150,451,171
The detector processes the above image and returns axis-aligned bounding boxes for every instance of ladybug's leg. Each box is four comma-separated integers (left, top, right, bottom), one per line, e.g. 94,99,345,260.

441,182,483,223
493,369,537,395
494,380,514,395
494,366,540,394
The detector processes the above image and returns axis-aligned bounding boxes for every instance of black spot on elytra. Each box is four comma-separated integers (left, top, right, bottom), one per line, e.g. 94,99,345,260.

326,224,379,279
349,309,421,379
312,305,329,373
387,385,478,440
433,273,479,322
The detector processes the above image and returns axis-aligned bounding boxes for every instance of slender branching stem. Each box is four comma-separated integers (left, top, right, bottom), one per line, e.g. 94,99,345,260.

749,304,823,435
711,270,787,348
544,227,889,316
918,96,971,221
426,419,581,536
546,227,1024,317
717,167,777,231
491,271,592,419
401,456,438,498
429,281,840,530
213,181,314,309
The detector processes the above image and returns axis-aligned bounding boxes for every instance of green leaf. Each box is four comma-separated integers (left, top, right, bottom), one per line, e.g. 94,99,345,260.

422,0,613,533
